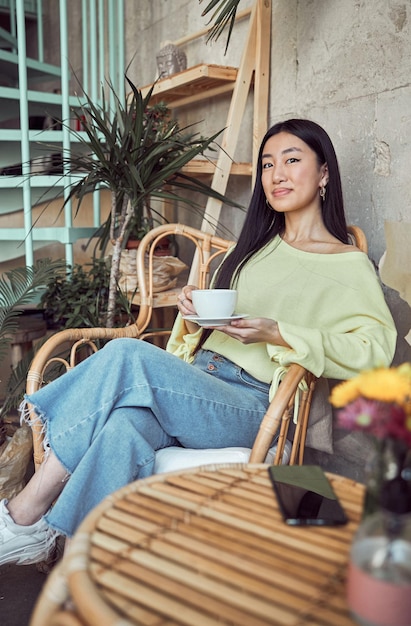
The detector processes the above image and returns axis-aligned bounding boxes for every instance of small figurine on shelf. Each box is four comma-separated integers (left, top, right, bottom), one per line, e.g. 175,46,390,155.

156,42,187,78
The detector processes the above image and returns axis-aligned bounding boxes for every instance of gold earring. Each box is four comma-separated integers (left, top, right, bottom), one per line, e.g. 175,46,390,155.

320,186,326,201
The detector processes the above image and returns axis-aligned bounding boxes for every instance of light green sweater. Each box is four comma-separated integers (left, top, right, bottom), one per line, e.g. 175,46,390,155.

167,236,397,398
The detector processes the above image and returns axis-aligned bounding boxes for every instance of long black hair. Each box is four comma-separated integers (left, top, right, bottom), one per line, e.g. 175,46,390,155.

215,118,348,290
193,119,349,352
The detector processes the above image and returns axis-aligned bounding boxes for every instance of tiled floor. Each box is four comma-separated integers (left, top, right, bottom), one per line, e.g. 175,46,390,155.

0,430,50,626
0,563,47,626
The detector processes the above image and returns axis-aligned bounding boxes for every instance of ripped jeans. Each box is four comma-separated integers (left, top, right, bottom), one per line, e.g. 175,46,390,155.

24,338,270,536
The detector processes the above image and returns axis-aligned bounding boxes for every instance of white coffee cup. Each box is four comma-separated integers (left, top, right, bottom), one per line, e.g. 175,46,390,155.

191,289,237,318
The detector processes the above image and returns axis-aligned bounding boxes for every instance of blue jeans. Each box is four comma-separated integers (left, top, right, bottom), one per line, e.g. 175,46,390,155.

26,338,270,536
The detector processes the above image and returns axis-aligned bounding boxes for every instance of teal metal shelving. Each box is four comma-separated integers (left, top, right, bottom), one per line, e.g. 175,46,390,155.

0,0,125,268
0,48,62,84
0,0,37,14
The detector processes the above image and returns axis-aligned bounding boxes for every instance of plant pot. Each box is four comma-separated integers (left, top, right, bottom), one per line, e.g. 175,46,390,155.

125,238,140,250
125,235,172,256
119,247,187,295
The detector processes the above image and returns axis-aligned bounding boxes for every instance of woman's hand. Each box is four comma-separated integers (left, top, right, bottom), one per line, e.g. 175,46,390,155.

210,317,291,347
177,286,203,334
176,285,198,316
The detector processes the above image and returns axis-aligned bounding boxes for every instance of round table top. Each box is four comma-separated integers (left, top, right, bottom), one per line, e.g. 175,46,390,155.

65,464,364,626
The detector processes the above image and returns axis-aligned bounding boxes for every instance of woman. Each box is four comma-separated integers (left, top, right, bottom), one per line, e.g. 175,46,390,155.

0,119,397,566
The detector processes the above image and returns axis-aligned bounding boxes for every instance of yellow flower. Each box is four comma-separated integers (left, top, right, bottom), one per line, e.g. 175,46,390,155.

356,368,411,404
329,378,361,407
330,364,411,408
397,362,411,380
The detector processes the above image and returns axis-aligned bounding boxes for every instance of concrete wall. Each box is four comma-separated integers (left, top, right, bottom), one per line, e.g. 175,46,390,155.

123,0,411,364
32,0,411,364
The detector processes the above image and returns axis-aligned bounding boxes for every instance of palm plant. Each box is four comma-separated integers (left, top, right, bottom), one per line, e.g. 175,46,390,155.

0,259,66,364
0,259,66,439
200,0,242,51
55,75,240,327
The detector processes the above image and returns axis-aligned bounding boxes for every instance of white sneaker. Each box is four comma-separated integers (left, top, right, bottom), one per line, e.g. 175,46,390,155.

0,499,58,566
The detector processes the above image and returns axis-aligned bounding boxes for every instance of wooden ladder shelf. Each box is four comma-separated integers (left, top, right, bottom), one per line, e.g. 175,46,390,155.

141,0,271,234
141,0,271,281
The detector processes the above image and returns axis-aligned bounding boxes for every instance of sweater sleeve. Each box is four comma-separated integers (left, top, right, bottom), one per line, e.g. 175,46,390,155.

271,264,397,379
166,313,202,362
273,318,396,379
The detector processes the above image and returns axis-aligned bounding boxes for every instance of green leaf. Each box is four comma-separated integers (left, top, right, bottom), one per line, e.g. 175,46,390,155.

0,259,66,362
20,73,243,328
200,0,241,51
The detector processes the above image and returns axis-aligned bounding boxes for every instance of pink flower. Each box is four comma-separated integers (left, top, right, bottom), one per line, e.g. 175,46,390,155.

337,398,411,445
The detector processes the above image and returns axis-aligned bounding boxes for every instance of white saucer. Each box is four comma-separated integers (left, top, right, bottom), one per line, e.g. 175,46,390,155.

182,313,249,327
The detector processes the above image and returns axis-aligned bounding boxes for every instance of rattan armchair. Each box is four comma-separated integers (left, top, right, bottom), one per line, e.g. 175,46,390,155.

26,223,367,472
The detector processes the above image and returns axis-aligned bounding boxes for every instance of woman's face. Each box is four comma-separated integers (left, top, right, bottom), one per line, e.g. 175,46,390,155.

261,132,328,216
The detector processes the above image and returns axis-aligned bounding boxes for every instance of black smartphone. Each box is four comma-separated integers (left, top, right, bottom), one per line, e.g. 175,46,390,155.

268,465,348,526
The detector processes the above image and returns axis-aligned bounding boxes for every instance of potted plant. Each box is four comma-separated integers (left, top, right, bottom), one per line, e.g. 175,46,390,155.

39,257,135,331
0,259,65,500
54,76,239,327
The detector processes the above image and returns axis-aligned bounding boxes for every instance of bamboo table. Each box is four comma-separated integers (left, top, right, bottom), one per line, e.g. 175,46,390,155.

31,464,364,626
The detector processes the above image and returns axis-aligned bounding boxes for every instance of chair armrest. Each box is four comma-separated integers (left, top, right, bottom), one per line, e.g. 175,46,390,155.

249,363,308,463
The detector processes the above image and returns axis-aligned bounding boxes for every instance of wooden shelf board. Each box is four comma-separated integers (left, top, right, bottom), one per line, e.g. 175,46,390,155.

181,159,252,177
140,64,238,107
131,286,180,309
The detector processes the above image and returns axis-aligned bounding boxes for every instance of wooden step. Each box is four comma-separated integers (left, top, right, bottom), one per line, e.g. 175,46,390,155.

0,49,61,86
0,85,84,122
0,25,17,50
